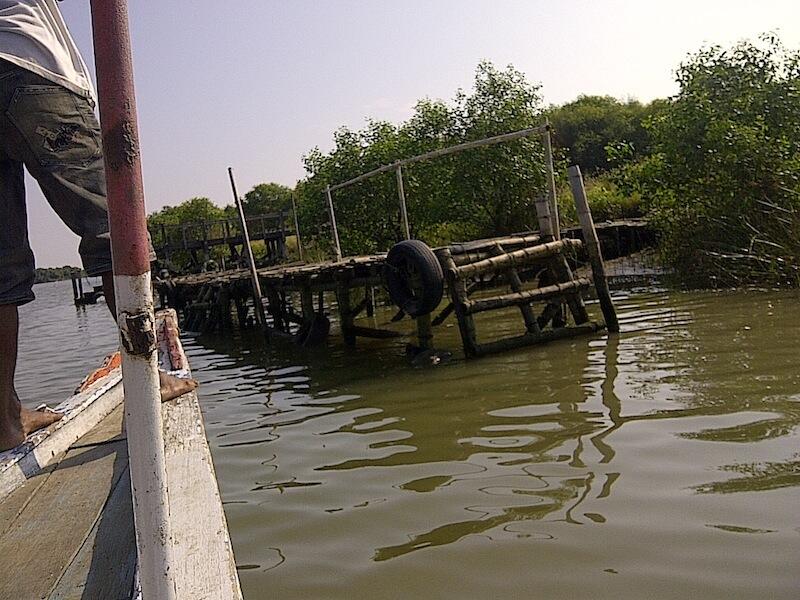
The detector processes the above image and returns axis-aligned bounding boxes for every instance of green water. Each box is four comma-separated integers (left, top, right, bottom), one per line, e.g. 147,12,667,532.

17,283,800,599
187,288,799,599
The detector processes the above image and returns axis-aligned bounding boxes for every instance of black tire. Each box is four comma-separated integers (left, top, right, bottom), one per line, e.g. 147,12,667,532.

385,240,444,317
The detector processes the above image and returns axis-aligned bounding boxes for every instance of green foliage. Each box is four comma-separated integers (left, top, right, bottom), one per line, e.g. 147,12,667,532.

296,62,548,255
242,182,293,216
632,34,800,285
33,266,82,284
547,95,659,173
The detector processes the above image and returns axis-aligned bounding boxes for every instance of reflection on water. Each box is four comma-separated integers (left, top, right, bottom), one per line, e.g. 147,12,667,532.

16,282,800,599
186,287,800,599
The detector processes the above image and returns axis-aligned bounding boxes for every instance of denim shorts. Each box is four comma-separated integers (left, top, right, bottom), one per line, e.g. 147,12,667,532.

0,58,112,306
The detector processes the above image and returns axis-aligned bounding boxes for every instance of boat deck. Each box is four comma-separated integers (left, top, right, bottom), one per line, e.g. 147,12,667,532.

0,404,134,599
0,310,242,599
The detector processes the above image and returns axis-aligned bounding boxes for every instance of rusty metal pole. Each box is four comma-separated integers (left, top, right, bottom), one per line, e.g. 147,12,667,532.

89,2,176,598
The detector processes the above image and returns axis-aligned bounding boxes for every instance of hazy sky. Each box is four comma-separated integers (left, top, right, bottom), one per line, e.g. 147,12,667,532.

23,0,800,267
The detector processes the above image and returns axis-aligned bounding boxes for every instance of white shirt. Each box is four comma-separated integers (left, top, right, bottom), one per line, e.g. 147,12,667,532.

0,0,95,101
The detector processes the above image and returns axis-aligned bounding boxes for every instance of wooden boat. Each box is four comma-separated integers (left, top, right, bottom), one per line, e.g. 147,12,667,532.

0,309,242,599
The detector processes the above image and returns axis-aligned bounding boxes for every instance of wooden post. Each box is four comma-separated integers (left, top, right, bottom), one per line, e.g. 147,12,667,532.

440,249,478,357
534,195,555,239
325,186,343,262
228,167,267,328
395,164,411,240
543,120,560,240
568,165,620,333
290,192,304,261
336,283,355,346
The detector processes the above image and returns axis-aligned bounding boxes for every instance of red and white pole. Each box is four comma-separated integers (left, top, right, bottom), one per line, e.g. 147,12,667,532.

89,2,176,598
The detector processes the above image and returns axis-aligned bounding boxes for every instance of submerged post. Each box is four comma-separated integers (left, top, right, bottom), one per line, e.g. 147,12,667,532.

88,1,176,598
568,165,620,333
543,120,560,240
395,164,411,240
228,167,266,328
325,186,343,261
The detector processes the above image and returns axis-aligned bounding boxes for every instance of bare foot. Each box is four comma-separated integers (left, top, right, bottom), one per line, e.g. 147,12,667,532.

20,406,62,435
159,371,198,402
0,396,61,452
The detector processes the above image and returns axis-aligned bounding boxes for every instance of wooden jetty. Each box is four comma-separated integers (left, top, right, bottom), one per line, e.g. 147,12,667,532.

157,140,650,358
0,310,242,599
155,125,652,356
150,211,288,272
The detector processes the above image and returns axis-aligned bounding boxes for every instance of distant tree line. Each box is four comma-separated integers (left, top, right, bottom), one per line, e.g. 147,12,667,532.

152,33,800,286
34,266,83,284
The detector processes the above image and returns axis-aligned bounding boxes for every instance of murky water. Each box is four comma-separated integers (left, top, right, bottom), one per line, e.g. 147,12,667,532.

16,281,800,599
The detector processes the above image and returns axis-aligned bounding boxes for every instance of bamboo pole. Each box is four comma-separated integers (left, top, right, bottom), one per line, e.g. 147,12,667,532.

568,165,620,333
325,186,343,261
290,192,304,261
228,167,266,328
543,120,560,240
89,1,176,597
464,278,592,315
455,238,582,279
395,164,411,240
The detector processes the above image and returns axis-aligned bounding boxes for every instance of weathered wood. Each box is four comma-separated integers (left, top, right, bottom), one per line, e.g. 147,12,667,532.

350,325,403,339
416,313,434,350
447,233,542,256
492,243,540,334
291,193,304,261
535,195,555,239
336,283,356,346
0,439,129,600
228,167,267,328
441,249,479,357
568,165,620,333
474,322,602,356
464,278,592,315
396,164,411,240
543,120,560,239
548,254,590,325
49,465,136,600
162,392,243,600
455,238,582,279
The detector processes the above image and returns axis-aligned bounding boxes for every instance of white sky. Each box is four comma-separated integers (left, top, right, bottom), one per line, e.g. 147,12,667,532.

21,0,800,267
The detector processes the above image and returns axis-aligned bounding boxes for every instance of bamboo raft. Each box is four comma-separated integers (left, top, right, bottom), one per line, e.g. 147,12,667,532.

0,310,241,599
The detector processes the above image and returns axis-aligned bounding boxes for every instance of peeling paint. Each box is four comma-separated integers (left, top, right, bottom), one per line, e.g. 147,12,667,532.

119,311,156,356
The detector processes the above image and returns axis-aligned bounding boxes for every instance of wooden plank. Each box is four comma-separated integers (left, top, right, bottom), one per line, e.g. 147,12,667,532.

0,466,54,538
0,372,124,502
70,403,125,448
0,439,129,600
163,392,243,600
49,466,137,600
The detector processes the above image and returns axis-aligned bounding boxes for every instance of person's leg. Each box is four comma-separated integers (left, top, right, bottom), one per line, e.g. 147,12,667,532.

0,80,62,450
0,306,25,451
